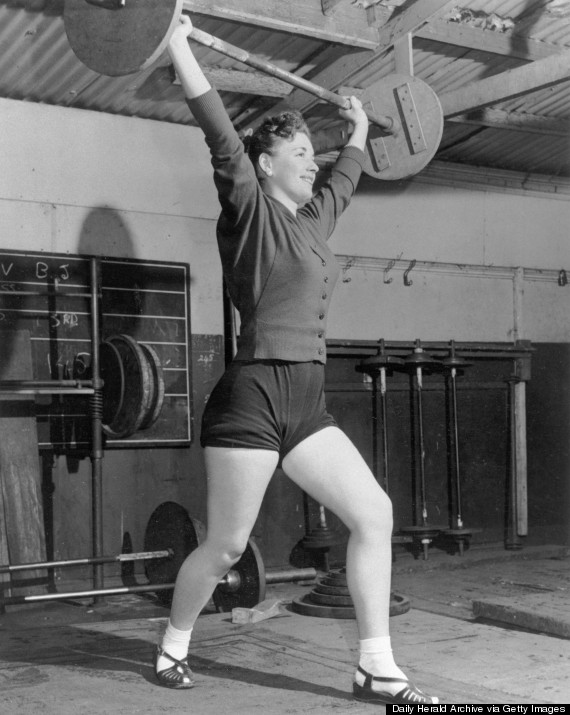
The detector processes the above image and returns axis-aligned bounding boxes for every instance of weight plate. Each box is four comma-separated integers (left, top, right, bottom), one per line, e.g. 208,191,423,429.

144,501,199,606
102,334,153,439
310,590,354,607
64,0,184,77
313,582,350,597
99,339,125,426
212,539,266,613
291,592,410,619
319,569,348,588
292,595,356,619
139,343,165,430
361,73,443,181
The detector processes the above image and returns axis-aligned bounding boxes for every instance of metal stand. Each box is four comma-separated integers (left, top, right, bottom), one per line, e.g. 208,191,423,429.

0,258,106,598
442,341,477,555
400,340,445,559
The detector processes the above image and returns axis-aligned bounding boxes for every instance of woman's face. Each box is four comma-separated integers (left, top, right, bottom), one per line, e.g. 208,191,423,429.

260,132,319,207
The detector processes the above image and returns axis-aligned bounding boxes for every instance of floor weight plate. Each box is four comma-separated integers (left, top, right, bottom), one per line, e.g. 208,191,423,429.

291,592,410,619
144,501,199,606
292,595,356,619
310,590,353,607
313,582,350,597
212,539,266,612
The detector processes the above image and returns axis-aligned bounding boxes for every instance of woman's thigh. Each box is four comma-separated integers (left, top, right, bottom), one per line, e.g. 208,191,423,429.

281,426,391,532
204,446,280,551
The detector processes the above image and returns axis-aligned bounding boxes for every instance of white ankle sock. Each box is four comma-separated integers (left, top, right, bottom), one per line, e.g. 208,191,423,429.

357,636,406,684
355,637,439,703
157,620,193,672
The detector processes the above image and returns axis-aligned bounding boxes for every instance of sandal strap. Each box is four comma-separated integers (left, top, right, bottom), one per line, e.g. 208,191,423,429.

357,665,409,686
156,645,189,670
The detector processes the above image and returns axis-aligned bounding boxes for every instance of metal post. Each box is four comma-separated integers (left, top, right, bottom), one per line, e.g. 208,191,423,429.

89,258,105,598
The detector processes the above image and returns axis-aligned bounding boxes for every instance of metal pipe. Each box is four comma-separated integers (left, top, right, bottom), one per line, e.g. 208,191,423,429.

0,379,95,395
185,23,395,133
0,550,173,574
89,257,105,598
1,567,317,606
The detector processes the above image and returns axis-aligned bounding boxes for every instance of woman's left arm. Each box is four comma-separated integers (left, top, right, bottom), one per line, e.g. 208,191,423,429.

339,96,369,152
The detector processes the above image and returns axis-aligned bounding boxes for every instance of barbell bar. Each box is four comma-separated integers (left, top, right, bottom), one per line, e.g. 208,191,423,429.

63,0,444,180
0,549,173,574
1,502,316,610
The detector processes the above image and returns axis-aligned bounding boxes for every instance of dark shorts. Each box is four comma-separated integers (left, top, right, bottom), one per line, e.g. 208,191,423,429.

200,360,337,458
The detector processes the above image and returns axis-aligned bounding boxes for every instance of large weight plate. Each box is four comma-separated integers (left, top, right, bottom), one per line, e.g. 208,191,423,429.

99,339,125,426
102,334,153,439
139,343,165,430
212,539,266,613
64,0,183,77
361,74,443,181
144,501,199,606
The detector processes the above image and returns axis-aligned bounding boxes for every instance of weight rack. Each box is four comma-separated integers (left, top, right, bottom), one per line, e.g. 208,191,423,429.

0,257,106,600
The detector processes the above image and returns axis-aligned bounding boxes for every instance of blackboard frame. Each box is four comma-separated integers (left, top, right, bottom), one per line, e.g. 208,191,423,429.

0,249,192,450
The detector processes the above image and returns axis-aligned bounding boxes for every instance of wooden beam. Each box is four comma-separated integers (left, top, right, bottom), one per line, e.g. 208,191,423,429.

237,0,456,127
393,33,414,75
416,19,562,62
321,0,348,15
440,50,570,117
375,0,457,47
182,0,380,49
448,108,570,137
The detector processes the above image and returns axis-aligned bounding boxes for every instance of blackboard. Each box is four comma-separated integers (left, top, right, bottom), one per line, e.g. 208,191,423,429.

0,250,192,450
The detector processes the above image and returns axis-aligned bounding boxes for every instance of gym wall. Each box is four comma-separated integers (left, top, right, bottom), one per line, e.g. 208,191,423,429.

0,96,568,581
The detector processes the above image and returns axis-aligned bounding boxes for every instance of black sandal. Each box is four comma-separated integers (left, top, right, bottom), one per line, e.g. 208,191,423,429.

154,645,195,689
353,666,439,705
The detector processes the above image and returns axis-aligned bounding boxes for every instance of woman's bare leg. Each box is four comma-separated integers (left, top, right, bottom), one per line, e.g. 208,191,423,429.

169,446,279,629
282,426,438,704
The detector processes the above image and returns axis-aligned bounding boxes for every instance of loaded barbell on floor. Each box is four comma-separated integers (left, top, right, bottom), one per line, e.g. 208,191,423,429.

0,502,316,610
63,0,444,181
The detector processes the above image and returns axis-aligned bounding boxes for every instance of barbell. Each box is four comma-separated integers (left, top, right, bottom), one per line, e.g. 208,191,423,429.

63,0,444,180
0,501,316,610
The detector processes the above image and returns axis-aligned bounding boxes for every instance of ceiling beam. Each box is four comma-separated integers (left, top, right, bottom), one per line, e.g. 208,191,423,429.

439,50,570,117
182,0,381,49
448,108,570,137
416,19,562,62
236,0,457,128
183,1,565,63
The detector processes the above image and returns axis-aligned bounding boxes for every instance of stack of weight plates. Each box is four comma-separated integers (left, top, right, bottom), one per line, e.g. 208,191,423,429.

100,334,165,439
292,568,410,619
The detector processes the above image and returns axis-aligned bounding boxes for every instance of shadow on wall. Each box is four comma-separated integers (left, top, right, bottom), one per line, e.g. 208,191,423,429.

77,206,138,261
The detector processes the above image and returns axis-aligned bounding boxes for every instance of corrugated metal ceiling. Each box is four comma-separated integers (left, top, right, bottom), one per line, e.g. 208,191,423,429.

1,0,570,180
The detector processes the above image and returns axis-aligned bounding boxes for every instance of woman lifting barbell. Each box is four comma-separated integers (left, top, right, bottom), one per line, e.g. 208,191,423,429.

155,15,439,706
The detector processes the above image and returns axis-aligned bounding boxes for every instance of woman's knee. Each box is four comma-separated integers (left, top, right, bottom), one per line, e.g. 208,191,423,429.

203,535,249,570
353,490,393,537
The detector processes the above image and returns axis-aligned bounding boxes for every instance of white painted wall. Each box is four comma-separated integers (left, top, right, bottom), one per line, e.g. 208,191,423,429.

1,97,569,343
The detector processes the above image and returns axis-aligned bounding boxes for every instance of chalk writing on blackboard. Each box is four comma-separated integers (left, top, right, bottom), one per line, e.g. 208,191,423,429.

0,250,192,449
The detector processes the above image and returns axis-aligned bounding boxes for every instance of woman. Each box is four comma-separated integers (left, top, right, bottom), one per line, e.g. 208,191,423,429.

157,15,439,706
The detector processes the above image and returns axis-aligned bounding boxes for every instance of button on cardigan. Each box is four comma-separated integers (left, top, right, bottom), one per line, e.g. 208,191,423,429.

188,89,365,364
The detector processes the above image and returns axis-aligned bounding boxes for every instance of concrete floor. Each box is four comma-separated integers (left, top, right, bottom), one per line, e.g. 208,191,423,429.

0,543,569,714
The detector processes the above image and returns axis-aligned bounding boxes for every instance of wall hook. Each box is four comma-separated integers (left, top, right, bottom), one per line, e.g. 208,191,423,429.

558,269,568,286
383,259,396,284
342,257,355,283
403,259,416,286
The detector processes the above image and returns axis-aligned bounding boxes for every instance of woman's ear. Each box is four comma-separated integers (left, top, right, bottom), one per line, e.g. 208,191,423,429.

258,153,273,177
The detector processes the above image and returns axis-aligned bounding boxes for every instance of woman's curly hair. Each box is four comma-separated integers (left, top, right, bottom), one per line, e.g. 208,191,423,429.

245,110,311,168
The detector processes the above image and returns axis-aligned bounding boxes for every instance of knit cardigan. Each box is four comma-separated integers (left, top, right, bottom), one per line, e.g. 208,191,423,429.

188,89,365,364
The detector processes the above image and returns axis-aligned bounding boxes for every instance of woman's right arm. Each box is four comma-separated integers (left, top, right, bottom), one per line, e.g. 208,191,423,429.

167,15,211,99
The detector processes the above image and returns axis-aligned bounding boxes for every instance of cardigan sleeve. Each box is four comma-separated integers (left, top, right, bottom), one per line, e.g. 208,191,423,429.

186,89,262,229
298,145,366,240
